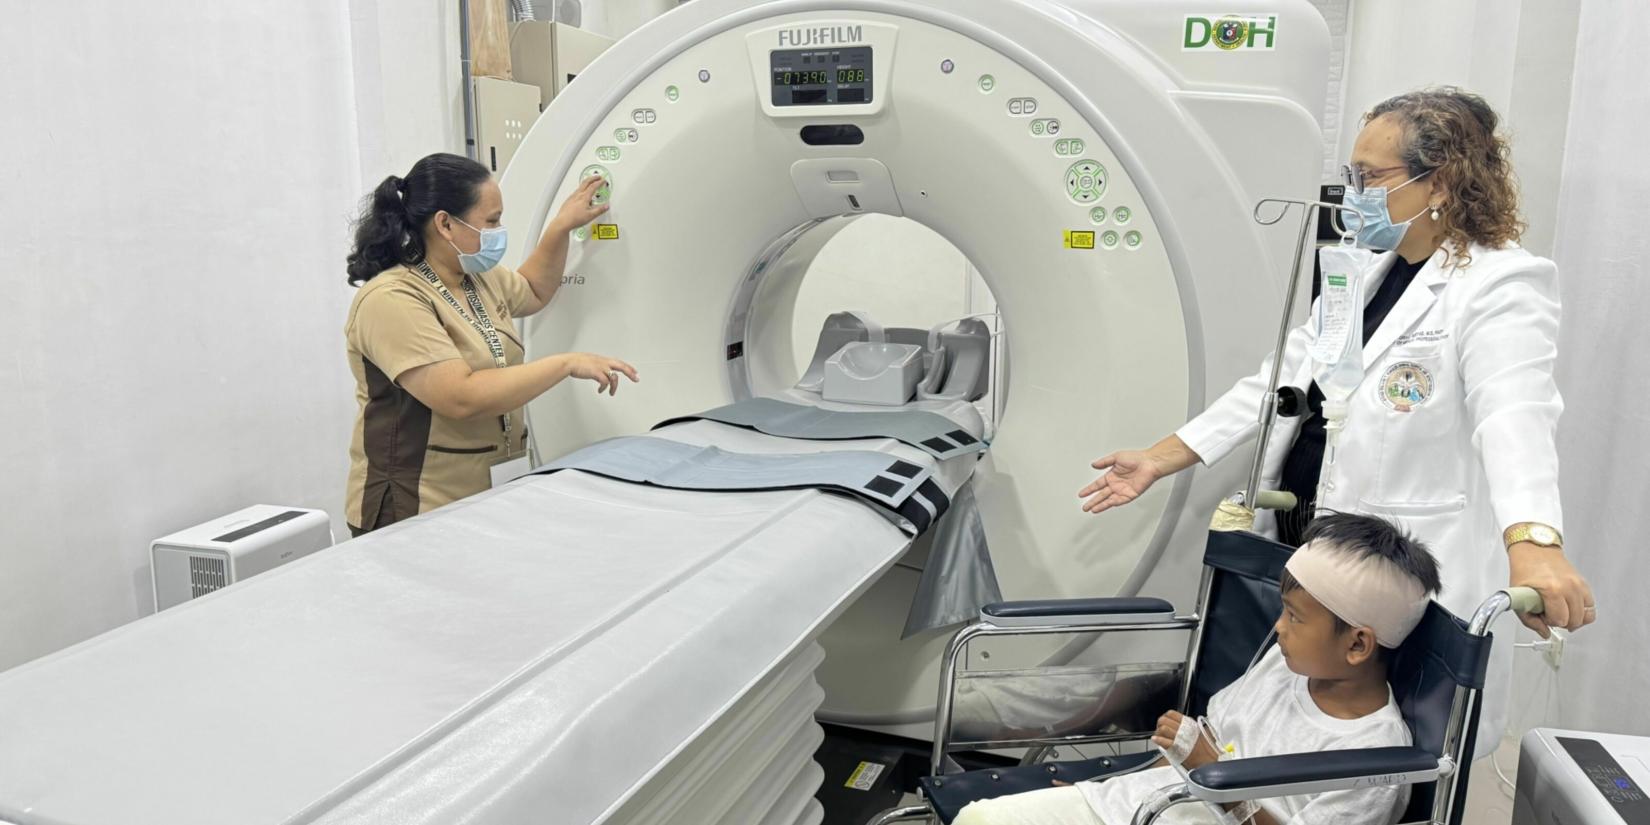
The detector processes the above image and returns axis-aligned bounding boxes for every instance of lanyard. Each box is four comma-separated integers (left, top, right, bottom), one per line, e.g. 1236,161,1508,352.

415,262,514,452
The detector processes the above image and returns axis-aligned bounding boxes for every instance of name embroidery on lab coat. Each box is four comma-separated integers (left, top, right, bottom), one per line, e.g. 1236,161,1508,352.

1380,362,1435,413
1393,328,1449,346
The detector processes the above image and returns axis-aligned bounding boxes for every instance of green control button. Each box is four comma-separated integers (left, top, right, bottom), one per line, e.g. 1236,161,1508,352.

596,146,621,162
1102,230,1121,249
614,127,639,144
1054,139,1069,155
581,165,612,204
978,74,996,93
1068,138,1085,154
1064,159,1108,204
1113,206,1132,224
1089,206,1107,225
573,226,589,240
1124,230,1143,249
1031,120,1046,136
666,85,680,102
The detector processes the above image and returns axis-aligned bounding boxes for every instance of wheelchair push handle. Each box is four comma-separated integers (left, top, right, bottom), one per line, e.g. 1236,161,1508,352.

1502,586,1544,616
1251,490,1297,511
1471,586,1546,635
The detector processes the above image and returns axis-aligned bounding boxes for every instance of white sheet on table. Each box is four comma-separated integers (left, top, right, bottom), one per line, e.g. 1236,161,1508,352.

0,472,905,825
0,398,989,825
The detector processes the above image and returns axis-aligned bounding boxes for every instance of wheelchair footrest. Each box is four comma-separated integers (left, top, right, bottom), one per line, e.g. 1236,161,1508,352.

919,751,1160,823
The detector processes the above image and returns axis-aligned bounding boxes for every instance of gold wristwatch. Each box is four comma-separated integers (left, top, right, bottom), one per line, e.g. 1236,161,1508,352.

1503,522,1563,550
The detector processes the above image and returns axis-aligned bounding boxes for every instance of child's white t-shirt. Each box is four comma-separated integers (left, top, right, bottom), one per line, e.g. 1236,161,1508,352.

1077,647,1412,825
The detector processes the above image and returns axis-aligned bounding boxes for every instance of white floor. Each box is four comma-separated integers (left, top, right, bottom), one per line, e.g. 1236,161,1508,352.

1461,736,1522,825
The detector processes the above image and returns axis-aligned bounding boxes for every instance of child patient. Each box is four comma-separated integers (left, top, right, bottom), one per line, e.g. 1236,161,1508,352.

954,512,1443,825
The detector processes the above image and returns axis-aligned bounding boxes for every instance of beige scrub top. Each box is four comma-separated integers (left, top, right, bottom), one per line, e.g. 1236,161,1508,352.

344,263,538,532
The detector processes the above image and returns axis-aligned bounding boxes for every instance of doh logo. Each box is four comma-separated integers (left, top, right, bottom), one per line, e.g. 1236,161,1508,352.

1183,15,1277,50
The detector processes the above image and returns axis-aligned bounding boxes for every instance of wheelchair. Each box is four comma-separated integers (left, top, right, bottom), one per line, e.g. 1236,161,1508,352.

868,528,1536,825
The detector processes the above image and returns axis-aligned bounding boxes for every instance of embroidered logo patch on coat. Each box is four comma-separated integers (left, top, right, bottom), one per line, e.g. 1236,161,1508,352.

1380,362,1435,413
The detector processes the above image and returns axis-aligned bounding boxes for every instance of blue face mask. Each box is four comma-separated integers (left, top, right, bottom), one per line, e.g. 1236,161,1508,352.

1342,170,1431,251
447,216,508,274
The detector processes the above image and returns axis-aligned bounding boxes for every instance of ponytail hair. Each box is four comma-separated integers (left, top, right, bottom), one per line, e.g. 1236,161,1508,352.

346,153,492,286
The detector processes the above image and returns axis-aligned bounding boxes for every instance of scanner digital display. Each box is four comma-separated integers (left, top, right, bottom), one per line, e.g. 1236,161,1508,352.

770,46,873,106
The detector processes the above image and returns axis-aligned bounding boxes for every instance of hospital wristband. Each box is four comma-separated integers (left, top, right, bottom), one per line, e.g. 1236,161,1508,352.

1217,799,1262,825
1162,714,1202,764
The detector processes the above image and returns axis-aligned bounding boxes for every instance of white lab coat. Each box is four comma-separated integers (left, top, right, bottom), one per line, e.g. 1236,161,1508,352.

1177,241,1564,758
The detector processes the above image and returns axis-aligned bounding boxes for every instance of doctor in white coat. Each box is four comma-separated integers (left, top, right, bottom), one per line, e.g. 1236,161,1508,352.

1079,87,1595,752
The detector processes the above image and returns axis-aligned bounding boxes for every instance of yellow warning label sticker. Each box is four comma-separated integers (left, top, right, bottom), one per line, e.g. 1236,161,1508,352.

1064,230,1096,250
845,760,886,791
595,224,620,240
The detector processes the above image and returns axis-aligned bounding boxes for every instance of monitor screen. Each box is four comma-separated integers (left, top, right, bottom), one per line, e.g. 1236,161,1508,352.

770,46,873,106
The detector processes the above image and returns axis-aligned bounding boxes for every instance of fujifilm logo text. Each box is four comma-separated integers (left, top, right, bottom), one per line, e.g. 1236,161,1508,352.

778,25,863,47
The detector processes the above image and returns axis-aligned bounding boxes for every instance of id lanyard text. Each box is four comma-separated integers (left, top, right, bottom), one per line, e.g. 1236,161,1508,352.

415,262,514,453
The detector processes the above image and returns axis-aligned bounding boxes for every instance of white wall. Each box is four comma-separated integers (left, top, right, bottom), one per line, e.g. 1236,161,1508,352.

580,0,682,40
1519,0,1650,739
1456,3,1650,819
0,0,493,675
0,3,371,670
348,0,467,173
1333,0,1579,258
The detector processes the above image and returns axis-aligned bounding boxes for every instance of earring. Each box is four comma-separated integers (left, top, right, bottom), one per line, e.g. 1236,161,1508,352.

1430,206,1441,221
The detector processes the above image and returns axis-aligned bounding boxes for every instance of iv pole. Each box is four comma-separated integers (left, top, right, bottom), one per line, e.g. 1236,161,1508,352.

1238,198,1361,512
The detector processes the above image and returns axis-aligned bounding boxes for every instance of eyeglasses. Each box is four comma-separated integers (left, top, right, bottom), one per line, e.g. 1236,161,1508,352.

1339,164,1410,194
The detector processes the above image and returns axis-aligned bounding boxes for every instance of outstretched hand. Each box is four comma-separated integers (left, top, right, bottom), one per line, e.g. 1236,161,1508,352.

1078,450,1167,514
567,353,638,396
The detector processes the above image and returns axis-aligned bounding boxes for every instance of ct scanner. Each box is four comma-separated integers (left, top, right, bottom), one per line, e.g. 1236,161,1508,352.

0,2,1328,824
506,0,1324,726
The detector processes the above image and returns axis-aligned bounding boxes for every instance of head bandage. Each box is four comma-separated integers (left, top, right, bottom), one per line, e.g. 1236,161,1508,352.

1284,539,1429,648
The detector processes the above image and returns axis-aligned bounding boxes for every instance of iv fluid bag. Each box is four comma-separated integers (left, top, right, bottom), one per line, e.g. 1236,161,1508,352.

1309,244,1374,406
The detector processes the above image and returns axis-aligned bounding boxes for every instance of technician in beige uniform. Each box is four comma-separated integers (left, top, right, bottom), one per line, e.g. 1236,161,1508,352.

343,152,636,536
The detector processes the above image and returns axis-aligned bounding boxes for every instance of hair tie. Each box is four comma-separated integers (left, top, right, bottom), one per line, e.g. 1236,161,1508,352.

394,176,408,196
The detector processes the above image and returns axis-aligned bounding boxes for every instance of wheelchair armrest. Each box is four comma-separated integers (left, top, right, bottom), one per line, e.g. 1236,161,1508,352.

979,597,1177,627
1185,747,1442,803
